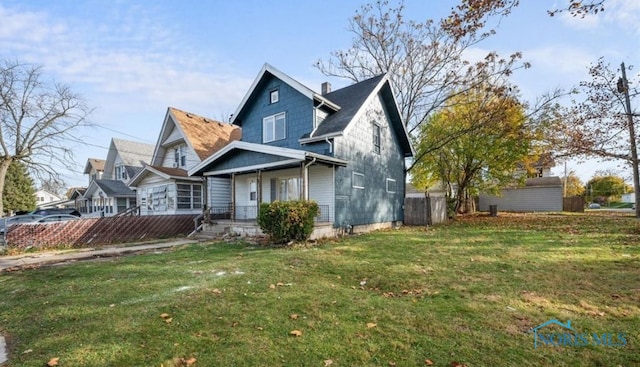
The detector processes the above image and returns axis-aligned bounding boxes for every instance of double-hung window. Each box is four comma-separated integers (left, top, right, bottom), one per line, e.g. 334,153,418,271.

263,112,286,143
372,123,381,154
352,172,365,189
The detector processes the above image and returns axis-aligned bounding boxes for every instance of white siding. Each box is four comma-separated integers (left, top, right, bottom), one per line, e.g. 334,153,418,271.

208,177,231,207
479,187,563,212
309,165,334,222
161,142,200,170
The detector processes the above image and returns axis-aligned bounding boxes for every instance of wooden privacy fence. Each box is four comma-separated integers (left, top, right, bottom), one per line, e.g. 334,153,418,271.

404,196,448,226
563,196,585,212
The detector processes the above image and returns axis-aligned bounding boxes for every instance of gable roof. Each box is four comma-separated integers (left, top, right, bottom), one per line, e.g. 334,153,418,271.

83,158,106,174
189,140,347,176
87,179,136,198
103,138,155,177
151,107,242,165
128,164,201,187
302,74,414,157
312,74,386,137
230,63,340,126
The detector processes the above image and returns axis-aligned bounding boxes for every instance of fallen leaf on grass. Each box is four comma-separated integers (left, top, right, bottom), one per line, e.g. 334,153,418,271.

269,284,276,289
425,359,434,365
160,313,170,319
211,288,222,294
22,349,33,354
289,314,299,320
164,318,173,324
47,357,60,366
185,357,197,366
366,322,377,328
324,359,334,366
277,282,284,286
290,330,303,337
388,362,396,366
450,362,467,367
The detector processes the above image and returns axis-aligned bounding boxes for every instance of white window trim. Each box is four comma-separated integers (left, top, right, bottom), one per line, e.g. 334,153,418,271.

373,123,381,154
352,172,365,189
386,178,397,193
263,112,286,143
270,89,279,104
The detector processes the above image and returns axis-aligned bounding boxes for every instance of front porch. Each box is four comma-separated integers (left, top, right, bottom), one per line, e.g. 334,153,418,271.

201,204,336,240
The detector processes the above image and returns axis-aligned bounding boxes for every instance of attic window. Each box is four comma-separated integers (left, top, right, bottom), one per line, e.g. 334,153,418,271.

270,89,279,104
372,123,381,154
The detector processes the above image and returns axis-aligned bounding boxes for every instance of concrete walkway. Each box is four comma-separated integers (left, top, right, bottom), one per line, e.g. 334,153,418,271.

0,239,196,272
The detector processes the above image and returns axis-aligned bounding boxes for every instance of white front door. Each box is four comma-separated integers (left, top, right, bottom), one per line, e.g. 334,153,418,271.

245,179,258,219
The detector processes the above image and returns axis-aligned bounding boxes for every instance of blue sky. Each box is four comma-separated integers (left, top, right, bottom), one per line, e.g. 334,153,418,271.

0,0,638,188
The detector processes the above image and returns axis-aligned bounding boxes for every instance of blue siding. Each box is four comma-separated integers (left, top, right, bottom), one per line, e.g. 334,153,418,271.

238,75,328,155
206,150,296,172
333,95,406,227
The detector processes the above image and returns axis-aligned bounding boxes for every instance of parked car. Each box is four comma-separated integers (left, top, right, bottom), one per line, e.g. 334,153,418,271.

588,203,601,209
0,214,44,234
37,214,81,223
31,208,81,217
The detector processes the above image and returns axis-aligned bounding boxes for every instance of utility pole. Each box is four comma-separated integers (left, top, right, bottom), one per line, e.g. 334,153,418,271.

618,62,640,218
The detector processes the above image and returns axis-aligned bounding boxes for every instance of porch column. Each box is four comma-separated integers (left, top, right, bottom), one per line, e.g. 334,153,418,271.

300,162,306,200
231,173,236,221
257,169,262,211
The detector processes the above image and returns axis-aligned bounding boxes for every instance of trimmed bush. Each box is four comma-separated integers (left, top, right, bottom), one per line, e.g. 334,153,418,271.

257,200,319,243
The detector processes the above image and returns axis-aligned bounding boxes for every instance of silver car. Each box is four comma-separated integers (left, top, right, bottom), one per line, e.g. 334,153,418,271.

0,214,44,234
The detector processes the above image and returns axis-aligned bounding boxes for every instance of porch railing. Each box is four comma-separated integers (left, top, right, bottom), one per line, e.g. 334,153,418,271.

207,204,330,223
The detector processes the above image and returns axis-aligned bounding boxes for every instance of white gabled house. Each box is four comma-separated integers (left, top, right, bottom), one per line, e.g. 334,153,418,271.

80,138,155,217
128,107,241,216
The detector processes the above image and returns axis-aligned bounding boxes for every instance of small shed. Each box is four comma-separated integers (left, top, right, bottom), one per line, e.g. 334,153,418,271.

478,177,563,212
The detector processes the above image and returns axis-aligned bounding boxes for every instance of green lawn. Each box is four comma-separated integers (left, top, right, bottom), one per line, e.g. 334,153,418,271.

1,213,639,366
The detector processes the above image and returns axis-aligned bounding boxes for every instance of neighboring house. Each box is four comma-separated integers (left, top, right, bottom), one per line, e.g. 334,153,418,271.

189,63,413,233
479,153,562,212
621,192,635,203
34,189,62,206
479,177,563,212
128,107,241,216
83,158,105,186
80,138,155,217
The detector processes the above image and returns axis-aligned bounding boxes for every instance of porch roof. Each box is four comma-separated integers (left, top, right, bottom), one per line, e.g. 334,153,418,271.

189,141,347,177
128,165,202,187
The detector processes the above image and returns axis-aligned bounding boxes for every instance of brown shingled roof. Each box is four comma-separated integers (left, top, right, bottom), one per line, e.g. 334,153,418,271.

168,107,241,160
151,166,189,177
83,158,106,174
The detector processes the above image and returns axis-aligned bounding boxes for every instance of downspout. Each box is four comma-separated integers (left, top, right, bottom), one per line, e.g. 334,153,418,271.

311,101,326,138
325,137,333,154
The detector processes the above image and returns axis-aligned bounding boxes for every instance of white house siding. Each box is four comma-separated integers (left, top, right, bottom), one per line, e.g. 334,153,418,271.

232,167,334,221
208,177,231,208
161,141,200,171
478,186,563,212
136,174,203,216
622,192,636,203
309,164,335,222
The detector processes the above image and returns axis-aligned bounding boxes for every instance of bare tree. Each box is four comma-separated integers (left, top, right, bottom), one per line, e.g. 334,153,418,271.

0,60,91,216
554,59,639,217
316,0,529,136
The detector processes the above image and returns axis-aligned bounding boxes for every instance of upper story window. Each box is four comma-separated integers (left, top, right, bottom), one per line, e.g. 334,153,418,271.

263,112,286,143
174,145,187,168
115,165,127,180
373,123,381,154
352,172,365,189
270,89,279,104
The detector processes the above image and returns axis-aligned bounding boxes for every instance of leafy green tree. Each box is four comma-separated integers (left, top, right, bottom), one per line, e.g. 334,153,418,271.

586,174,631,204
412,88,534,213
562,171,586,197
3,161,36,215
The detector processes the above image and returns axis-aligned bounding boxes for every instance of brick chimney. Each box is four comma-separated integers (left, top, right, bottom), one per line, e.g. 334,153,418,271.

321,82,331,95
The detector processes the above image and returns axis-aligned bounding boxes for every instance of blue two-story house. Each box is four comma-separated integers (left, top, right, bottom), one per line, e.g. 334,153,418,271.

189,64,413,235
